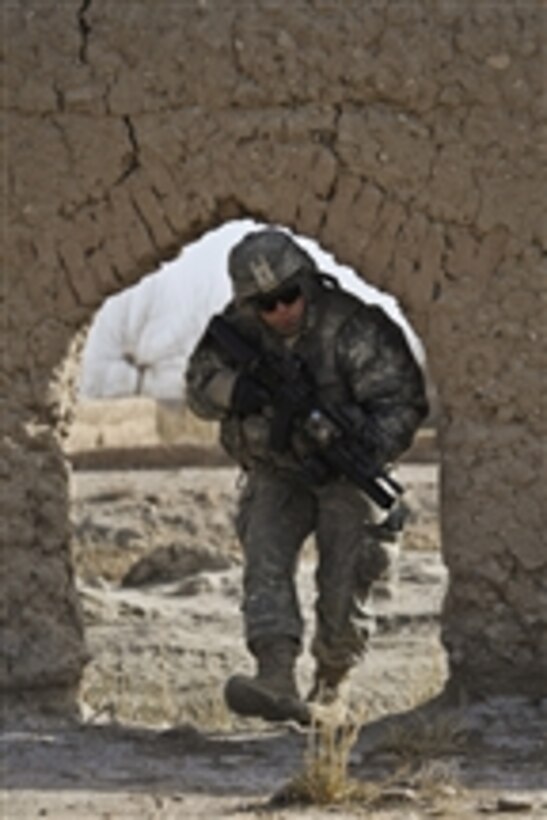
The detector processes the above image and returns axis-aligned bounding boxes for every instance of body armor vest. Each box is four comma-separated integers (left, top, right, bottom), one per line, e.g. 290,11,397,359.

220,280,362,473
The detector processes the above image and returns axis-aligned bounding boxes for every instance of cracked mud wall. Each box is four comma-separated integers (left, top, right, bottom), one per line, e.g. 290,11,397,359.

3,1,545,704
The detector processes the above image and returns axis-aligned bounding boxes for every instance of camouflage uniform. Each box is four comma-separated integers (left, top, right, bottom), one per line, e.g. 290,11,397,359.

186,267,428,677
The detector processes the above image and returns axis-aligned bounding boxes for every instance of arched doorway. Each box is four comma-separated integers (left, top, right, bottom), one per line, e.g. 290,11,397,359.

3,2,544,714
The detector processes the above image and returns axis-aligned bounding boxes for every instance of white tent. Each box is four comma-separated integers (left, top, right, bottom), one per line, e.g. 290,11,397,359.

79,220,424,399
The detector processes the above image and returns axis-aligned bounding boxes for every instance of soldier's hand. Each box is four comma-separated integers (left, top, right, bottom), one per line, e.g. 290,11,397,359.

230,372,269,416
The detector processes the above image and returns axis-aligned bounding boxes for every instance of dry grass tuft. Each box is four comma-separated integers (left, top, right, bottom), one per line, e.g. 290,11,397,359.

272,699,466,810
273,706,365,806
382,712,468,762
273,712,416,810
409,758,462,797
298,712,361,803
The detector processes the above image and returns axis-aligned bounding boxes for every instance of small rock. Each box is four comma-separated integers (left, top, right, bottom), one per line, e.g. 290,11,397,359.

121,543,233,586
114,527,142,548
378,786,419,804
496,793,535,812
437,784,458,798
486,53,511,70
118,601,146,618
176,575,216,596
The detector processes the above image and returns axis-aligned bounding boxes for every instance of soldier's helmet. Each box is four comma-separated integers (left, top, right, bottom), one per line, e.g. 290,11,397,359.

228,228,317,301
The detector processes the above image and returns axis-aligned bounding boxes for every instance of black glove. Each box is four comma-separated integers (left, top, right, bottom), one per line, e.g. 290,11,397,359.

231,372,270,417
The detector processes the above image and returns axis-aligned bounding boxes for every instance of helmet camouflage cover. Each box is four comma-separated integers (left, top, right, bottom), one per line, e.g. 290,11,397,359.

228,228,317,301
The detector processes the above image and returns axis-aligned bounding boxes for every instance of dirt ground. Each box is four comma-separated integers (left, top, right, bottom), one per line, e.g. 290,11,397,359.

2,464,546,819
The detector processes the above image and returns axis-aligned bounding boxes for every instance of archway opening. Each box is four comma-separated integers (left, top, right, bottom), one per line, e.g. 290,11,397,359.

62,220,444,728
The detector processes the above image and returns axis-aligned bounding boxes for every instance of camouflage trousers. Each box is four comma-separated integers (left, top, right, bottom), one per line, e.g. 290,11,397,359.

235,467,390,672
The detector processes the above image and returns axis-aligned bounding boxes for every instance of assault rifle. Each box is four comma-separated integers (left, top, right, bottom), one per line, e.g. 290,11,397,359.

208,315,403,511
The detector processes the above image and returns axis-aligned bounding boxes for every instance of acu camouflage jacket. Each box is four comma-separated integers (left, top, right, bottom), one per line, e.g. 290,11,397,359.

185,274,428,478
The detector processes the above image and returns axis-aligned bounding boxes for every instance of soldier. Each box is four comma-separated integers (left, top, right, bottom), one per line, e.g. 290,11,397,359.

185,228,428,724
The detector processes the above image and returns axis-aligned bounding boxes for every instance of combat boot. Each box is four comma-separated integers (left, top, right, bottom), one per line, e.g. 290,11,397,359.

224,637,310,724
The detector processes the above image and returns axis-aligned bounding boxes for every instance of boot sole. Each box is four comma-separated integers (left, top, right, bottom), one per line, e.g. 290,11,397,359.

224,675,311,725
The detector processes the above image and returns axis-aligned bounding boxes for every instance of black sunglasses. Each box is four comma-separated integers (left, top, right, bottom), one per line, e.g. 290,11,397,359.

251,283,303,313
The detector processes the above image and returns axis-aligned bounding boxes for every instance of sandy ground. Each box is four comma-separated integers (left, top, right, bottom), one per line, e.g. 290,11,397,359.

2,465,546,819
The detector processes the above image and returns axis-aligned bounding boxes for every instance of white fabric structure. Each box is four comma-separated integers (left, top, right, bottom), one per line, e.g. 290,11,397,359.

79,220,424,399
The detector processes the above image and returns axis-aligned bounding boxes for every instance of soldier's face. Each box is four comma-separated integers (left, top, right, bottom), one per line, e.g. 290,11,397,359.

253,284,306,337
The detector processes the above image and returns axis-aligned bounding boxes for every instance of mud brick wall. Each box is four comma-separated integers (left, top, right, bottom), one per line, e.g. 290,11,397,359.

2,1,544,706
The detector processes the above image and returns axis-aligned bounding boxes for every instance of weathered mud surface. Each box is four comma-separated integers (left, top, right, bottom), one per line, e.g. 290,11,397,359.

3,466,545,818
